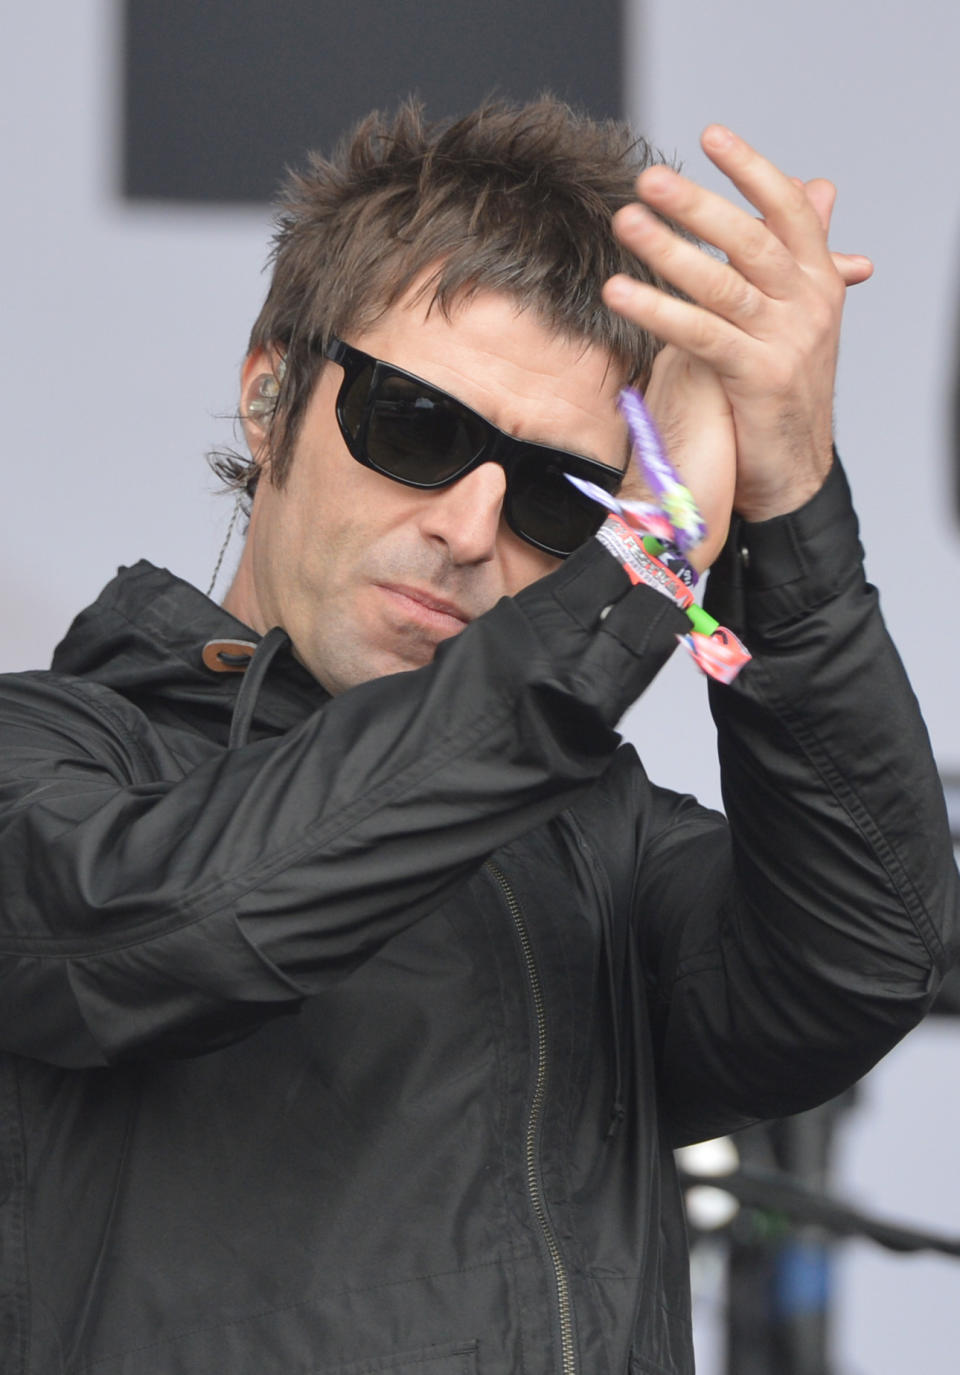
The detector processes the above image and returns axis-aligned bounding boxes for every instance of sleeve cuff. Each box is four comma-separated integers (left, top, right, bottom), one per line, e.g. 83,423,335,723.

516,535,690,655
703,454,866,636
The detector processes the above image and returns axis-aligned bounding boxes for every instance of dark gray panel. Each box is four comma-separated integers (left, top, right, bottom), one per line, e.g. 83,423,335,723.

123,0,625,202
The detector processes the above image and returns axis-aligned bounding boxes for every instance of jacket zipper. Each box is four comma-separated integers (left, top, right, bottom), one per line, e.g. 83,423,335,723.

486,861,577,1375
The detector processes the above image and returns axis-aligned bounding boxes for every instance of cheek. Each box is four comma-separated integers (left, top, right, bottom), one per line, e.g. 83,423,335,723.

500,538,562,596
279,451,362,567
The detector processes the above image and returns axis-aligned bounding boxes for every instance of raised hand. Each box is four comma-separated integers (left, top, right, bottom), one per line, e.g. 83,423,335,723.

604,126,873,524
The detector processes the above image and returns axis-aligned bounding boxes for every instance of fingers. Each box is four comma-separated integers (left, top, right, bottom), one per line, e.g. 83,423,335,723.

602,274,744,377
604,128,870,520
696,126,833,268
606,129,872,343
795,177,874,286
612,201,777,330
793,176,836,233
833,252,874,286
631,163,807,300
603,124,873,423
794,176,873,285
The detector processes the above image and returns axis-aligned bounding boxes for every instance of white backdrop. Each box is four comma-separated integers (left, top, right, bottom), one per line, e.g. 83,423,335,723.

2,4,958,1372
627,5,960,1371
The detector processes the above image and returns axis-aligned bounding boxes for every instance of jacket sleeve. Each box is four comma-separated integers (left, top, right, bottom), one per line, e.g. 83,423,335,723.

632,459,960,1145
0,542,689,1066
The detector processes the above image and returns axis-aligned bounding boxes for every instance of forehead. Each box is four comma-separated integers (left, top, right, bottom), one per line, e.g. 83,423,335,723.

347,286,630,468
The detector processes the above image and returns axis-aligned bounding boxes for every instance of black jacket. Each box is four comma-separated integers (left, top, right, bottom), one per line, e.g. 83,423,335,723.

0,463,955,1375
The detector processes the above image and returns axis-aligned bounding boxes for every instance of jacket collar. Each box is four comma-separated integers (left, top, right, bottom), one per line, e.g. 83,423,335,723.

51,560,328,740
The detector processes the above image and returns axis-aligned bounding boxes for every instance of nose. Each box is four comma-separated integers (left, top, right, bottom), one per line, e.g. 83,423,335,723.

418,462,507,565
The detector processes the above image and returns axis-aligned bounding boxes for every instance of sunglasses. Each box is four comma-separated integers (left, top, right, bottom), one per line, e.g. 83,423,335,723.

324,336,624,557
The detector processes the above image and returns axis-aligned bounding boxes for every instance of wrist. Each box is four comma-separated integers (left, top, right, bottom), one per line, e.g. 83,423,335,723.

731,415,836,517
704,455,862,636
731,462,830,525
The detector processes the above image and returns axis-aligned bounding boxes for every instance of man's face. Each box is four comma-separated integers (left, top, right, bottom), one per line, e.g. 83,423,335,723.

226,289,628,694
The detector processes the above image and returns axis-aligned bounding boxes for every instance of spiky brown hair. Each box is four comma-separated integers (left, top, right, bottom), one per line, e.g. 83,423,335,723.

212,97,675,498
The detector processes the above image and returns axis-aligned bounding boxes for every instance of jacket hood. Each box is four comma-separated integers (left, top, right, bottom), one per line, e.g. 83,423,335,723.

51,560,327,741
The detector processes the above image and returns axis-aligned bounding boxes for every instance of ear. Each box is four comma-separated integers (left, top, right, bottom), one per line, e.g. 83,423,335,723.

239,345,286,460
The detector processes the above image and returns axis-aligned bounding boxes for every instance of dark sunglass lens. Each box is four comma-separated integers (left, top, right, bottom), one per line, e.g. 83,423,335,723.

509,456,607,555
366,376,483,484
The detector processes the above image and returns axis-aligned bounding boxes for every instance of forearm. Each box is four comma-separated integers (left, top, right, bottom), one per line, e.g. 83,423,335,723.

0,543,687,1066
655,460,958,1141
707,457,953,970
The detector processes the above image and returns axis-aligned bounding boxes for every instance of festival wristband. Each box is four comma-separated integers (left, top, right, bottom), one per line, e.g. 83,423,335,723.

574,386,752,685
596,514,694,609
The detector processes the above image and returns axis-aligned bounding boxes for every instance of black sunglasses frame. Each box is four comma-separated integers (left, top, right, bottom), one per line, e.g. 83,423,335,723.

323,336,624,558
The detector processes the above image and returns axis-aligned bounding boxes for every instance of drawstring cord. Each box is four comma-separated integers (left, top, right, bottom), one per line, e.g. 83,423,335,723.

228,626,291,748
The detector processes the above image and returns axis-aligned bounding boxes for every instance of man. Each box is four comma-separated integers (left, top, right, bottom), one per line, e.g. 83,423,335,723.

0,100,955,1374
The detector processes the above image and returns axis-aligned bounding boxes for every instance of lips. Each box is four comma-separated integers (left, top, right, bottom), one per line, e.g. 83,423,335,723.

376,583,473,636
